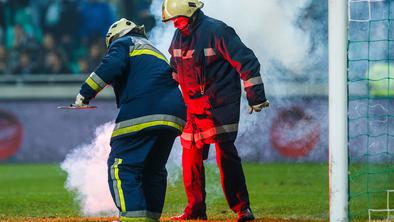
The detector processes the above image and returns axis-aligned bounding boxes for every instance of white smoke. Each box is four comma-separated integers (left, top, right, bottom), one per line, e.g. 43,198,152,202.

61,122,117,216
149,0,317,157
148,0,175,57
61,0,317,216
149,0,314,75
61,122,184,216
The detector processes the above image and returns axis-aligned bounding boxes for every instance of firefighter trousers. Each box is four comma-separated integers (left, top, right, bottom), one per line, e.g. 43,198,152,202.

182,140,250,215
107,130,177,221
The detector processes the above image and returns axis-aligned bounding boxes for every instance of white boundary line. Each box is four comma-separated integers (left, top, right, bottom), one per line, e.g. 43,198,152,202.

368,190,394,222
387,190,394,220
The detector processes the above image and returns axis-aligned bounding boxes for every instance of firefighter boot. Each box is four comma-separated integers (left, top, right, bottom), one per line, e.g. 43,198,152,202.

171,204,207,221
170,211,207,221
237,208,255,222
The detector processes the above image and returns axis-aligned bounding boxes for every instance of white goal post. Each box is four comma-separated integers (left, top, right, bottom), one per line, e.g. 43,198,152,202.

329,0,349,221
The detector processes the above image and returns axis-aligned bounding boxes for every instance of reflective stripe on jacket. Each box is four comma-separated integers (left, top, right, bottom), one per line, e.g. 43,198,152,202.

169,11,266,146
80,35,186,140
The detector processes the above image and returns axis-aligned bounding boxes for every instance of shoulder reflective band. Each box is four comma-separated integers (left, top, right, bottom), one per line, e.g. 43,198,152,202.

110,158,126,212
181,123,238,141
85,72,107,92
112,114,186,138
244,76,263,88
204,48,216,57
130,44,169,64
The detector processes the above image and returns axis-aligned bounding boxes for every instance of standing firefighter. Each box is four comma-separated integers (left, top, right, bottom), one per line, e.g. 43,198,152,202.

162,0,269,221
74,18,186,221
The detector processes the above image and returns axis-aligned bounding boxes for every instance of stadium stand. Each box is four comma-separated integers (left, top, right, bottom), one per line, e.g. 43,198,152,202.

0,0,155,76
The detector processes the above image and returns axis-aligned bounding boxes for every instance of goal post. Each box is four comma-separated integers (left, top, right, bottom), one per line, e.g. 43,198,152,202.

329,0,349,221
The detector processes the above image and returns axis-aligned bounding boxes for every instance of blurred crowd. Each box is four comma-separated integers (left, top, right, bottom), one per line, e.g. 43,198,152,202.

0,0,155,75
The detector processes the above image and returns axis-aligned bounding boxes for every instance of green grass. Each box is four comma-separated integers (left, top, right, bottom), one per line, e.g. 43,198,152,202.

0,164,80,221
348,163,394,220
0,163,329,221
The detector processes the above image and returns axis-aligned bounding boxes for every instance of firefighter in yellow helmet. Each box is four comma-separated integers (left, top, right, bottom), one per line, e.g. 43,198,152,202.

162,0,269,221
105,18,146,48
162,0,204,22
75,18,186,221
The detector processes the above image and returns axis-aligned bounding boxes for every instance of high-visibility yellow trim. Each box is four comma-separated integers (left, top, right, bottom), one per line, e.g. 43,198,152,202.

86,77,102,92
114,115,185,130
90,72,107,88
112,121,183,138
130,49,168,64
114,159,126,212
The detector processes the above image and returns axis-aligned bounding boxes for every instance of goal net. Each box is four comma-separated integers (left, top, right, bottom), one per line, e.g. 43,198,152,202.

348,0,394,220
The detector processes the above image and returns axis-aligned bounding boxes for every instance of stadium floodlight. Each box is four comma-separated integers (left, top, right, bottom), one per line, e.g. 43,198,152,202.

329,0,349,221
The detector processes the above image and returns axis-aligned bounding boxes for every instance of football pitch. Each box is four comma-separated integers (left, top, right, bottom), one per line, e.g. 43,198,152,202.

0,163,329,222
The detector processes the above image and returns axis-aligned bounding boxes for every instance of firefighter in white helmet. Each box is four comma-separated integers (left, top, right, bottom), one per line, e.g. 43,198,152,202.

162,0,269,221
75,18,186,221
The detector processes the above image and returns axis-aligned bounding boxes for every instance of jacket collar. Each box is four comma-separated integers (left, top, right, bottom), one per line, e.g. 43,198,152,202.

189,10,205,33
180,10,205,36
109,33,148,48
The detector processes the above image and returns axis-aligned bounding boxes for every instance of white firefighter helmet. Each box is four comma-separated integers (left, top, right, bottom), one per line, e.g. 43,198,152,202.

162,0,204,22
105,18,146,48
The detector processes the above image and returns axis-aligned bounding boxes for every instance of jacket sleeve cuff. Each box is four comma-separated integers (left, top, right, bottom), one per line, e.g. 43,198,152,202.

79,83,97,102
245,84,267,106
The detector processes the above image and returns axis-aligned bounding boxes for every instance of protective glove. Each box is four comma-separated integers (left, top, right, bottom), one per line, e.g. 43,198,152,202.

73,93,89,108
248,100,270,114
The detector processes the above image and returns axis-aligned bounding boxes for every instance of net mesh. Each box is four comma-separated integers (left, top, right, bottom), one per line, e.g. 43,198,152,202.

348,0,394,220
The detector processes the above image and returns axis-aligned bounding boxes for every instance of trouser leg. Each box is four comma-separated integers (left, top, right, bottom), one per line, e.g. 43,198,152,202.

142,131,177,216
182,144,209,215
215,141,250,213
108,132,172,221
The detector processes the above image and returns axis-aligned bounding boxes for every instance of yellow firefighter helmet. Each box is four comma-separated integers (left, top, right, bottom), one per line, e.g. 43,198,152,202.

162,0,204,22
105,18,146,48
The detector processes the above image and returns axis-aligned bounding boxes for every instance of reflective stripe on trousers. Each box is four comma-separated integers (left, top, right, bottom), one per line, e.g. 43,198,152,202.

110,158,126,212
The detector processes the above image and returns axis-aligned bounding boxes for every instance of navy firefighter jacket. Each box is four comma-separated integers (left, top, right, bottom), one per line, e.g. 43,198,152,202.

79,34,186,141
169,11,267,147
